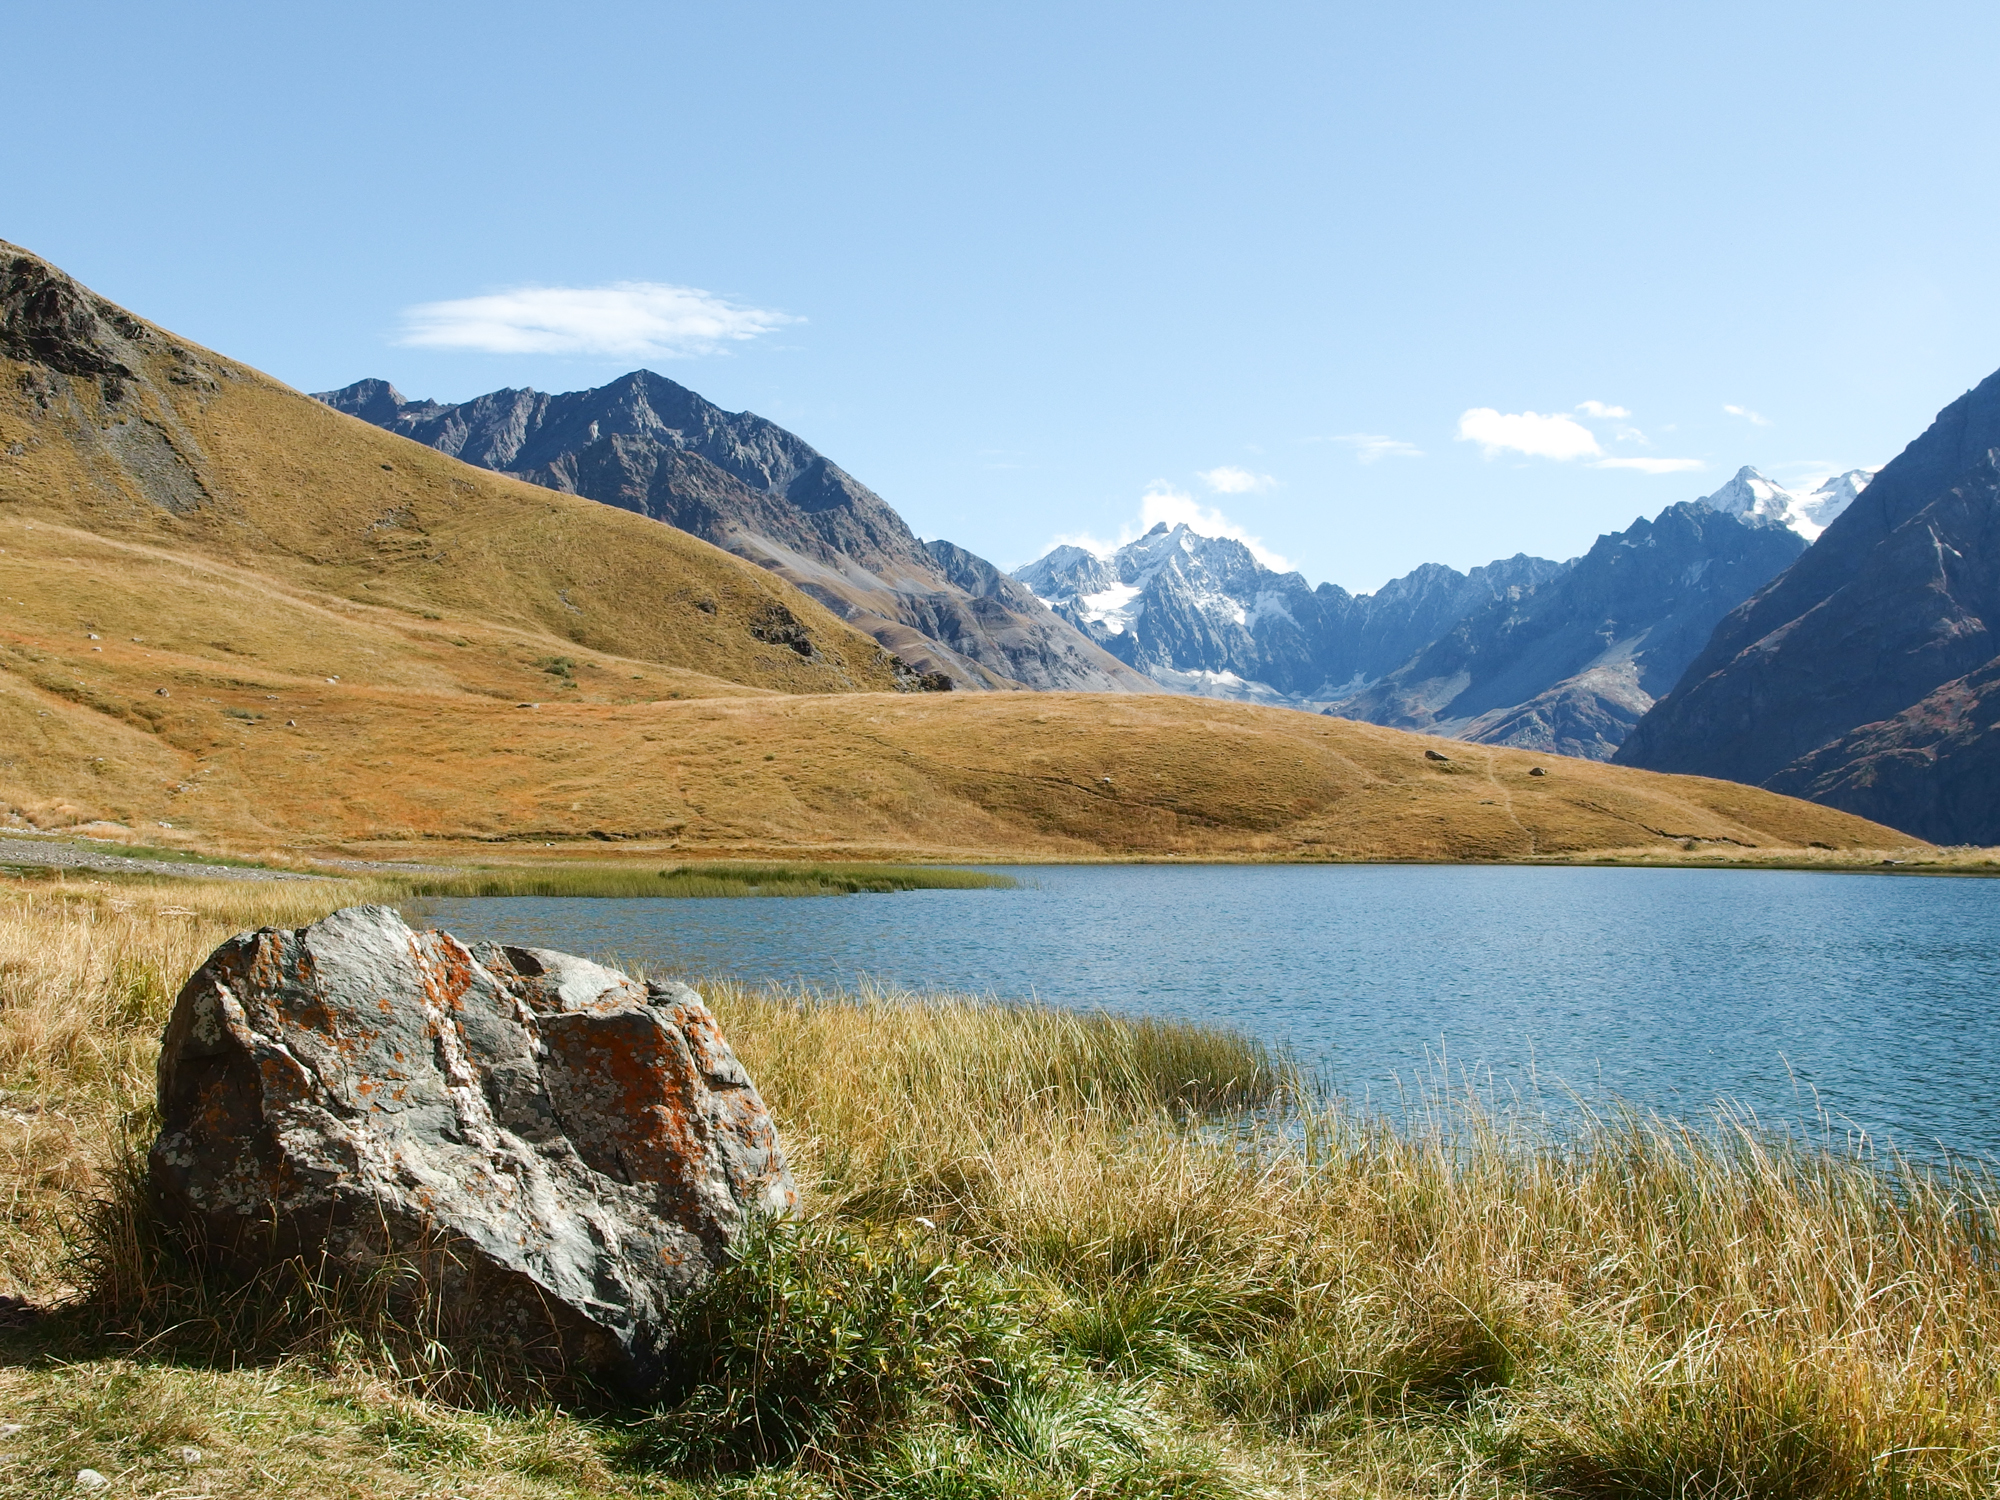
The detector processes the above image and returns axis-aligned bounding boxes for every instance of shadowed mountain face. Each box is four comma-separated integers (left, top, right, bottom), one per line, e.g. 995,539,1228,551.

1014,523,1565,703
316,375,1153,695
1329,503,1808,760
1617,368,2000,840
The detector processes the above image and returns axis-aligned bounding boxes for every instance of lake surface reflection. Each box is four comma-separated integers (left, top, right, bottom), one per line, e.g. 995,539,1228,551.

417,864,2000,1161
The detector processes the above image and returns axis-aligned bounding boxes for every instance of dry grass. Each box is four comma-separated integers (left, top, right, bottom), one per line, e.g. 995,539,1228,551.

2,876,1998,1497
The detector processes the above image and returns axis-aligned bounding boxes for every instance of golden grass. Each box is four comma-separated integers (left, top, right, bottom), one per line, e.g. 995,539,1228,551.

2,875,1997,1497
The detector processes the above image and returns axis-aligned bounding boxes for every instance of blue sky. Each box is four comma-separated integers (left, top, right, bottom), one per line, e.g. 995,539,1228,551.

14,1,2000,590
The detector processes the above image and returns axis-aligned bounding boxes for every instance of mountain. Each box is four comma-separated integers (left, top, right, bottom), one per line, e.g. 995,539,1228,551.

1617,367,2000,842
1326,500,1810,759
1013,523,1565,703
1699,465,1877,541
316,376,1152,696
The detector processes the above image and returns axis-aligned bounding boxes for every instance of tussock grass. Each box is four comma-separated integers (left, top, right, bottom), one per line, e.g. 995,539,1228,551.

393,861,1016,899
2,874,1999,1497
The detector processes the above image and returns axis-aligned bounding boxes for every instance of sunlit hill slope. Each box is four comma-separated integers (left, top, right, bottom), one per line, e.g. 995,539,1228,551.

0,241,1912,861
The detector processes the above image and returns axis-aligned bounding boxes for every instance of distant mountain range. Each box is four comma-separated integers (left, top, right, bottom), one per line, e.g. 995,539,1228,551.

316,374,1153,695
1619,369,2000,844
1013,466,1870,759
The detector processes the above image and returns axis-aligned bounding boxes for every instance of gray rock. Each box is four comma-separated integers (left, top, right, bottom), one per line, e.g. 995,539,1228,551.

149,905,794,1390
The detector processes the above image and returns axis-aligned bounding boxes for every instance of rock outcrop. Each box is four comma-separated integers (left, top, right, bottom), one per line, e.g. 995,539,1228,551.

316,374,1154,695
149,905,794,1389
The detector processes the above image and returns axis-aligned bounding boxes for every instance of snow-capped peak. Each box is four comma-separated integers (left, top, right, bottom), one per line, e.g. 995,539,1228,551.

1698,465,1878,542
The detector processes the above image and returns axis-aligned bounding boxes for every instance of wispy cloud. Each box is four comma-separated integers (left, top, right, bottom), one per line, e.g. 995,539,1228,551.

1197,465,1277,494
1457,408,1604,461
1316,432,1424,463
1723,403,1772,427
1047,483,1293,572
1593,456,1705,474
396,281,798,357
1460,405,1700,472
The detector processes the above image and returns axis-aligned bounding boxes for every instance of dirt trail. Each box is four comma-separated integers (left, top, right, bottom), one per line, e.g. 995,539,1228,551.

0,836,324,882
1483,751,1537,856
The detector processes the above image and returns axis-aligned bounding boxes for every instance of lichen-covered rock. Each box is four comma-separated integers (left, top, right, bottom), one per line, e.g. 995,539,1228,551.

148,905,795,1389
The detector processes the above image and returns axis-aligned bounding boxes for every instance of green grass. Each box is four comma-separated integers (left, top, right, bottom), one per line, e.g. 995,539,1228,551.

386,862,1016,899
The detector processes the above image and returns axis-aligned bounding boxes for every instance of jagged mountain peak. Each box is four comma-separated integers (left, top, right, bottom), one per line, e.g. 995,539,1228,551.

1696,463,1878,542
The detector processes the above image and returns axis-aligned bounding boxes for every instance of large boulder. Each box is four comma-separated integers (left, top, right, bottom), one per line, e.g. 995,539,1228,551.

148,904,795,1389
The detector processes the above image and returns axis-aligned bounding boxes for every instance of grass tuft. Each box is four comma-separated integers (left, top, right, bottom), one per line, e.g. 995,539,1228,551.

393,861,1016,899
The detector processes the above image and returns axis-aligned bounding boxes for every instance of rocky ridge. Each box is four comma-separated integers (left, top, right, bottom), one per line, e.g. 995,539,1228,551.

317,376,1153,695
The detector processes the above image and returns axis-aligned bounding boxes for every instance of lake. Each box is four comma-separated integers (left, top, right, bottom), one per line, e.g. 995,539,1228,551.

416,864,2000,1162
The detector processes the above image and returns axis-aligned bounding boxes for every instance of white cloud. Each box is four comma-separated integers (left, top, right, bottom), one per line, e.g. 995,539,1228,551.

1723,403,1772,427
1576,400,1631,419
396,281,797,357
1319,432,1424,463
1593,457,1706,474
1197,465,1276,493
1457,408,1604,461
1141,486,1293,570
1044,483,1293,573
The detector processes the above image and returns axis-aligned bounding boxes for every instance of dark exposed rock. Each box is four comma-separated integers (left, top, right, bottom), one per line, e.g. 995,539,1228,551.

746,600,820,659
1424,748,1449,761
1619,368,2000,798
1332,502,1805,760
1764,652,2000,843
149,905,794,1390
315,374,1152,695
0,251,141,386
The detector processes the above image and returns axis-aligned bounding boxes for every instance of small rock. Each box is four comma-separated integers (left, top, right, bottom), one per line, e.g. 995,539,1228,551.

1424,749,1449,762
286,719,296,726
0,1423,21,1437
178,1445,202,1465
76,1472,109,1492
86,633,99,640
1528,767,1547,777
155,687,170,697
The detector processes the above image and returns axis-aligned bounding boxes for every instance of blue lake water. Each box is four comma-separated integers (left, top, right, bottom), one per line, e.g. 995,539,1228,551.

416,864,2000,1161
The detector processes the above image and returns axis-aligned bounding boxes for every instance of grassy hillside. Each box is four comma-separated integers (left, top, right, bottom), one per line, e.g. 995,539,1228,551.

0,240,905,701
0,241,1921,863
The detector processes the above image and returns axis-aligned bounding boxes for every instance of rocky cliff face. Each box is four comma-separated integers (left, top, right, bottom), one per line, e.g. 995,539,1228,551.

1329,502,1808,760
1617,368,2000,828
317,374,1153,694
1765,656,2000,844
1013,523,1564,703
